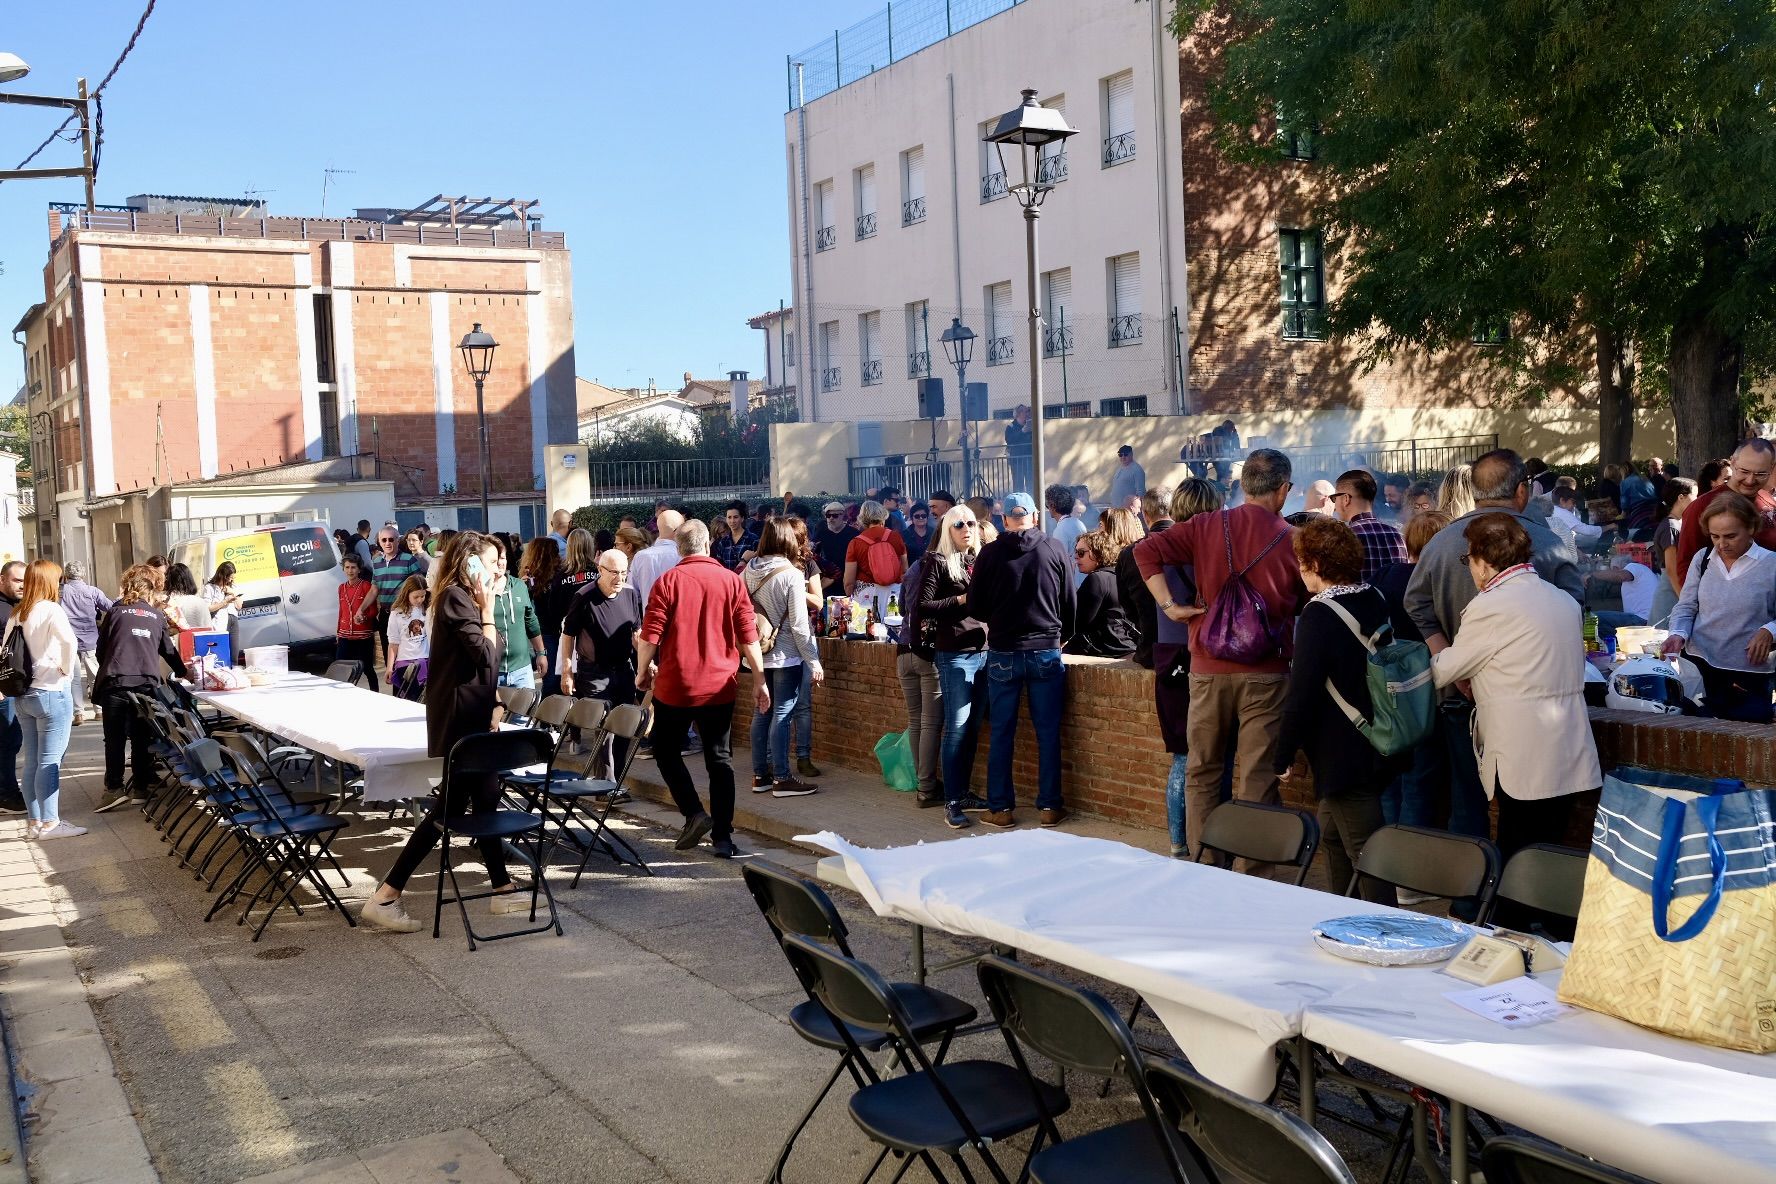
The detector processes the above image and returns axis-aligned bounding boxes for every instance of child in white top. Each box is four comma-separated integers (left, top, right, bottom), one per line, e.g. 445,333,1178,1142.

385,575,429,700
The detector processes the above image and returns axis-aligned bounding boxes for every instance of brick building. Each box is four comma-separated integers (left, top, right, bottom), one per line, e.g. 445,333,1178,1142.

14,195,576,574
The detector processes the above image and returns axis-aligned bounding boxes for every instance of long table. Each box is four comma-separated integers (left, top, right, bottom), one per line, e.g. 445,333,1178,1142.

194,672,439,802
803,829,1776,1184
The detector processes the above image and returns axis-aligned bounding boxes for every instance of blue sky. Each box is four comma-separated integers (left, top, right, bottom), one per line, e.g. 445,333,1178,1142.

0,0,870,395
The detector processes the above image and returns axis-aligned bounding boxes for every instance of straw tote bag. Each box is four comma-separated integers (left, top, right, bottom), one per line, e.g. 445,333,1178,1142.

1558,767,1776,1052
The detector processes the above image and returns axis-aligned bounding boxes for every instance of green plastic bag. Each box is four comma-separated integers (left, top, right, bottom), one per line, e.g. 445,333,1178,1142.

874,730,918,792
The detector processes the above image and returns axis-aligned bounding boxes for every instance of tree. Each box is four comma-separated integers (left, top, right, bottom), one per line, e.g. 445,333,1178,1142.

0,405,30,484
1180,0,1776,473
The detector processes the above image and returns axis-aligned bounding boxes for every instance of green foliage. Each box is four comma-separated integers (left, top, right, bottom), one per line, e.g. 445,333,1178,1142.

579,402,799,466
1180,0,1776,465
0,405,30,482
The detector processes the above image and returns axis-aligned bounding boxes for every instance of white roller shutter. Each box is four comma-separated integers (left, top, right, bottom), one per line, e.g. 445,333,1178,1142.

1106,72,1135,138
904,147,925,201
989,281,1013,338
1112,254,1141,318
1043,268,1072,323
857,165,876,216
817,181,833,228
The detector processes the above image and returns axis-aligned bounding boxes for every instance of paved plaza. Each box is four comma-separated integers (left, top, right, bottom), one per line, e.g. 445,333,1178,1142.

0,723,1373,1184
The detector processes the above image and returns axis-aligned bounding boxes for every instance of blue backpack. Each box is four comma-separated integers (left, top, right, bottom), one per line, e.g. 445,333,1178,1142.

1319,599,1435,756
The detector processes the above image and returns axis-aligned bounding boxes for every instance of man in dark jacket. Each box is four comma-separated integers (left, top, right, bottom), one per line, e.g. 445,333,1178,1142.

969,491,1077,828
93,582,190,813
1121,487,1173,668
811,502,859,597
0,562,23,814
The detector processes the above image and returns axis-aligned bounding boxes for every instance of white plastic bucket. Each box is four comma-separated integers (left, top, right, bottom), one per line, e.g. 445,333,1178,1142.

243,645,289,674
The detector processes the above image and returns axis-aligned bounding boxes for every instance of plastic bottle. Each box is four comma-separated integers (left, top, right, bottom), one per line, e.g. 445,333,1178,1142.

885,591,903,626
1583,611,1599,653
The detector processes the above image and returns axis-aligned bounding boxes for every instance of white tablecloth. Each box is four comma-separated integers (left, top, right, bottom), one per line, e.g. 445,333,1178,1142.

1302,970,1776,1184
195,672,440,802
803,828,1776,1184
800,829,1400,1098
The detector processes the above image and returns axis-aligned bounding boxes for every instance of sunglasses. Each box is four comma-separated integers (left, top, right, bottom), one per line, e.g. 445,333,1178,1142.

953,521,977,529
825,512,845,519
913,513,929,520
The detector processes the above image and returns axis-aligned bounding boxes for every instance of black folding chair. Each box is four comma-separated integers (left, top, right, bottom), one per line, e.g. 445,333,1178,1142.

1197,800,1321,886
538,695,655,884
780,932,1066,1184
1483,844,1588,938
427,730,563,950
1347,824,1501,917
323,659,367,687
496,684,539,725
742,860,976,1184
1146,1057,1357,1184
1481,1136,1655,1184
975,956,1204,1184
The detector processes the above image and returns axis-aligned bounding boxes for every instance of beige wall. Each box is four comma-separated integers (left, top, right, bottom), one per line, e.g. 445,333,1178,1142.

771,406,1678,497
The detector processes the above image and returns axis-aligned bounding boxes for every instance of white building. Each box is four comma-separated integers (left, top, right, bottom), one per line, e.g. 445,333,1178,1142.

747,307,797,402
783,0,1186,448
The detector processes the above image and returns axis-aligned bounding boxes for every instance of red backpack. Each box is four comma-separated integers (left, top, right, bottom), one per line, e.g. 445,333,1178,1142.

862,529,902,586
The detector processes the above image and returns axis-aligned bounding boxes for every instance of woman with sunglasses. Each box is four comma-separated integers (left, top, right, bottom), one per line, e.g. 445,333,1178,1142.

919,505,992,830
1066,530,1137,657
901,500,936,564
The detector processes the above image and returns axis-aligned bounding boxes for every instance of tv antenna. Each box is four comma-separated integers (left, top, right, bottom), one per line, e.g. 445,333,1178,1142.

320,166,356,217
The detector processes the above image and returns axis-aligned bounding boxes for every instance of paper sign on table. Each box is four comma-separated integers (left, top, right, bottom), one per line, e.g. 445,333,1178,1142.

1444,976,1572,1028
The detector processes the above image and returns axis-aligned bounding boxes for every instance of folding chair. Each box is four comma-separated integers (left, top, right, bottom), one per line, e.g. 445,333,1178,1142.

1146,1058,1357,1184
1483,844,1588,937
780,932,1065,1184
323,659,367,687
1347,824,1501,917
427,730,563,950
742,860,976,1184
534,696,655,885
496,693,572,800
1481,1136,1654,1184
496,685,538,725
1197,801,1321,886
975,956,1203,1184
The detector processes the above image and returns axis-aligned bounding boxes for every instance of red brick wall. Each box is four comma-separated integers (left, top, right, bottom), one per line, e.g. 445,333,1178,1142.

209,287,304,470
100,285,198,490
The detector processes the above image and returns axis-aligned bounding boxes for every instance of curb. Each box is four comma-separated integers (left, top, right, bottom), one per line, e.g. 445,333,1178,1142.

0,1008,29,1184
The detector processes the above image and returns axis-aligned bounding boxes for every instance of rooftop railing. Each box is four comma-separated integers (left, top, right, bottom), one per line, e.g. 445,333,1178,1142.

52,208,566,251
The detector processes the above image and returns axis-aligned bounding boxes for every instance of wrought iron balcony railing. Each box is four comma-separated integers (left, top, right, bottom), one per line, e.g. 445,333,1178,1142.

1109,315,1143,347
901,197,927,226
855,212,877,240
987,335,1015,365
1036,152,1068,185
1043,324,1074,358
907,350,931,379
821,366,842,391
815,225,836,252
861,358,883,386
1102,132,1136,167
980,172,1008,202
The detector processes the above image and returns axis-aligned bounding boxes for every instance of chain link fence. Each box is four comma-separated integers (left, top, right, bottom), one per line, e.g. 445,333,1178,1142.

788,0,1028,108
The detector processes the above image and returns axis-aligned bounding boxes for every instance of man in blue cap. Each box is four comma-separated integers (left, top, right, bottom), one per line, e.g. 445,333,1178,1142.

968,491,1076,827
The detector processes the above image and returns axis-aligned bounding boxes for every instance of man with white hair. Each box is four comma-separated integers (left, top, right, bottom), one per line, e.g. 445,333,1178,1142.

629,506,685,610
637,521,770,858
1303,479,1338,516
58,561,112,723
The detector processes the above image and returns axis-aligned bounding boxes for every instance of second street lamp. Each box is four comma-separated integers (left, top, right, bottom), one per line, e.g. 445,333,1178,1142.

458,322,498,530
939,317,977,497
984,88,1076,500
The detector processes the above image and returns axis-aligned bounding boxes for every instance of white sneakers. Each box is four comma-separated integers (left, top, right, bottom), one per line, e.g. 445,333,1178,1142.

358,897,423,933
31,820,88,840
488,891,537,916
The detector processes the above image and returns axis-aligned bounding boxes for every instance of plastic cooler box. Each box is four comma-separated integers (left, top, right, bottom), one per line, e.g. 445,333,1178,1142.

179,629,232,667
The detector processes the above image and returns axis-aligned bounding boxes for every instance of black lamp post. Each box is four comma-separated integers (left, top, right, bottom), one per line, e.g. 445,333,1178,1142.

457,322,497,529
939,317,977,497
984,89,1076,500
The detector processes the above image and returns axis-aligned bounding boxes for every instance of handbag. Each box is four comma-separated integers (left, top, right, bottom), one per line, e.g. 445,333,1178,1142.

1558,767,1776,1051
0,619,32,698
1199,511,1289,664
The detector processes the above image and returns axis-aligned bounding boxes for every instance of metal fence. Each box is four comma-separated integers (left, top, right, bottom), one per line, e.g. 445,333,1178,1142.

847,445,1017,504
580,457,771,504
788,0,1027,108
1178,433,1501,481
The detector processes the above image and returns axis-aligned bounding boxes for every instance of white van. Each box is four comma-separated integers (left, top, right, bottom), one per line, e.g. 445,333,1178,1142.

167,521,347,666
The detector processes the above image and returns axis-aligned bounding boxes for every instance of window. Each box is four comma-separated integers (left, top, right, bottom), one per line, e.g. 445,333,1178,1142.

1037,95,1069,185
1109,253,1142,347
1099,396,1149,417
318,387,341,457
1278,107,1318,161
901,146,927,226
980,120,1007,202
819,320,840,390
1473,320,1511,346
854,164,877,240
858,311,882,386
1042,268,1073,357
986,282,1015,365
815,180,836,251
1102,71,1136,167
784,330,796,363
313,294,336,384
1279,229,1326,340
905,300,931,378
1043,402,1092,419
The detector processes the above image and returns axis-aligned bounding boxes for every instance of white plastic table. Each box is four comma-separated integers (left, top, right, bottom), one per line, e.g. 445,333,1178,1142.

194,672,440,802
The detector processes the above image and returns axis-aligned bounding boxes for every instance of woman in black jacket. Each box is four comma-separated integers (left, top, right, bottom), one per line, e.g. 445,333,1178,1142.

1066,529,1137,657
93,564,189,814
361,530,530,933
1273,518,1398,903
919,505,990,830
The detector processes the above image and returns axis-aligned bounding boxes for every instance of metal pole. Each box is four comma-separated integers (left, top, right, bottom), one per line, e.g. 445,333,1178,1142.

887,2,894,61
476,376,492,529
1023,151,1045,499
76,78,94,213
957,356,972,497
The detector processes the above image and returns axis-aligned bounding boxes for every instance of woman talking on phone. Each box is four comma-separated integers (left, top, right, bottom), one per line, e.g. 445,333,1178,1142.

359,531,533,932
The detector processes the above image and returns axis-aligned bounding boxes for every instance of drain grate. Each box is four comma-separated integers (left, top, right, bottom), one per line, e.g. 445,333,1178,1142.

253,946,305,961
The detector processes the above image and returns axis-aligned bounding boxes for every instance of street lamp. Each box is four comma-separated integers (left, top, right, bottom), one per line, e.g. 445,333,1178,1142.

939,317,977,497
457,322,498,530
984,88,1076,500
0,53,30,84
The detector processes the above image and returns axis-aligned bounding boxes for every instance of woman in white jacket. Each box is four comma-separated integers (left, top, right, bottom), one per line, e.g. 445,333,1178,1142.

6,560,83,838
1431,513,1602,860
742,519,825,797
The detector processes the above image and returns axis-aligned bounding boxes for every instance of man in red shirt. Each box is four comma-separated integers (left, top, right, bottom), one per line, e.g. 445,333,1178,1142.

1674,437,1776,587
1133,448,1305,867
637,520,769,858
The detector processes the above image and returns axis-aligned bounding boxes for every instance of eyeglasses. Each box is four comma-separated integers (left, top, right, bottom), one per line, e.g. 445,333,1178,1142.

952,520,977,529
1074,549,1089,558
1459,553,1472,566
598,566,626,576
825,512,845,519
379,536,397,543
912,513,929,520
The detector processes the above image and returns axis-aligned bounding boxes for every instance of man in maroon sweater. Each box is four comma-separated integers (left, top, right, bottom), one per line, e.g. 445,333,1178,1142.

637,520,769,859
1673,437,1776,586
1133,448,1305,866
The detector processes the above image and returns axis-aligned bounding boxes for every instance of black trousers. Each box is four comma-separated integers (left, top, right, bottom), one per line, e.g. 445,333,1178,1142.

1690,653,1775,724
1493,789,1585,938
336,637,379,693
653,700,736,840
98,685,154,794
383,771,510,893
577,664,637,774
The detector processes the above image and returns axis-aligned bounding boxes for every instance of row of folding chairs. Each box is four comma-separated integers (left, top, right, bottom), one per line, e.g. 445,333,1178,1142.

744,859,1645,1184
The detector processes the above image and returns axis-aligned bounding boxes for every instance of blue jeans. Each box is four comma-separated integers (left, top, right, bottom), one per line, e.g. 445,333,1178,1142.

1165,754,1189,855
0,696,19,800
1591,609,1646,631
985,648,1066,813
793,661,814,759
16,689,73,823
1438,700,1489,839
750,665,803,780
1382,738,1442,828
935,651,987,804
498,665,536,690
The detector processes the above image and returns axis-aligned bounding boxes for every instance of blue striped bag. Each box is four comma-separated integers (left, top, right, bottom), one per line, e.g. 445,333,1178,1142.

1558,767,1776,1051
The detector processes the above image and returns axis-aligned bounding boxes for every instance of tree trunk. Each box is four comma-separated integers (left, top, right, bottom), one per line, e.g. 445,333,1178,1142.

1594,325,1636,468
1667,317,1745,477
